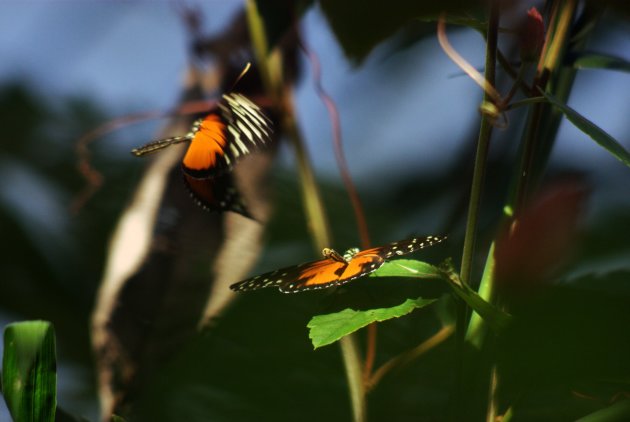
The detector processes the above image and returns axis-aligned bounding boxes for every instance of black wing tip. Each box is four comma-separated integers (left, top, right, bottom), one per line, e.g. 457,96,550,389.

186,189,257,221
230,273,284,293
229,282,246,292
131,144,155,157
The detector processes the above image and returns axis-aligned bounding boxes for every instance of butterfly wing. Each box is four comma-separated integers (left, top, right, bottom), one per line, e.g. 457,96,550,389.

230,236,447,294
131,135,192,157
220,93,272,154
180,93,271,178
337,253,386,283
354,235,447,261
230,258,340,293
181,114,232,178
182,172,254,219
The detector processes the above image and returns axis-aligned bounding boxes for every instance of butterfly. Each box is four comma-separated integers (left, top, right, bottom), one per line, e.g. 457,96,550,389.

131,93,272,218
230,235,447,293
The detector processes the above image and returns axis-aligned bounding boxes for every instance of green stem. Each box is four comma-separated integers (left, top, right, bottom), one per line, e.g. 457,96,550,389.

456,0,499,341
245,3,364,421
339,334,366,422
452,4,499,419
459,2,499,288
464,242,496,348
506,96,546,110
511,0,577,211
281,104,333,248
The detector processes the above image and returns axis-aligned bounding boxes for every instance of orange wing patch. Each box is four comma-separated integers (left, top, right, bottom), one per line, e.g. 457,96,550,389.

182,114,227,174
338,253,385,282
291,260,347,290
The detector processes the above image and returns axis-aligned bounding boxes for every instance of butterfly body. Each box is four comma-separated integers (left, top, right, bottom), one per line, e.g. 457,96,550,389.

230,235,446,293
131,93,272,219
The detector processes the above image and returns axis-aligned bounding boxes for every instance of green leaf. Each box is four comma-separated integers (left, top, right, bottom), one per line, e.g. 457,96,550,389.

542,91,630,168
376,258,512,332
2,321,57,422
308,297,437,349
438,259,512,332
370,259,443,279
572,53,630,73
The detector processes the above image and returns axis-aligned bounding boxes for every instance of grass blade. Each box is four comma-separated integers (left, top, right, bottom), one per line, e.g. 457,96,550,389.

2,321,57,422
542,91,630,167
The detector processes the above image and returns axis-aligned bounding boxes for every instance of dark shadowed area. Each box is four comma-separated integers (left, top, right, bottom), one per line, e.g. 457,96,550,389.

1,1,629,421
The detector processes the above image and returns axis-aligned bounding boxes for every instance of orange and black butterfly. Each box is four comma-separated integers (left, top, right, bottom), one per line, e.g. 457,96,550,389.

131,93,272,218
230,235,447,293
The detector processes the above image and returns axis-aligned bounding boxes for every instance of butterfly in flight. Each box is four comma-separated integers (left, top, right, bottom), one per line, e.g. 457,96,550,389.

230,235,447,293
131,92,272,218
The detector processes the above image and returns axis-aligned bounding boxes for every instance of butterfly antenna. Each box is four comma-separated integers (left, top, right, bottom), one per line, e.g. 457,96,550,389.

228,62,251,91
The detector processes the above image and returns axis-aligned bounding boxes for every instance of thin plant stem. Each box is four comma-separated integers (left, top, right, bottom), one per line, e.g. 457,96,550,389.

298,40,371,249
339,333,367,421
486,365,499,422
439,2,500,419
512,0,577,212
367,325,455,391
501,63,529,108
296,36,378,386
457,2,499,289
245,2,364,420
363,324,377,383
245,0,331,248
299,29,379,394
280,96,333,248
438,15,502,104
464,241,496,348
506,96,546,110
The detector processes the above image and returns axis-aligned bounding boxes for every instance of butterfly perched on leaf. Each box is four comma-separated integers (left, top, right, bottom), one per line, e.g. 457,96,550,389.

230,235,447,293
131,93,272,219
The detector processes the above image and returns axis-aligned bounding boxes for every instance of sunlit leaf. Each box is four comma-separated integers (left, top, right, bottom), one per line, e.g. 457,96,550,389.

542,91,630,167
308,297,437,349
2,321,57,422
370,259,443,279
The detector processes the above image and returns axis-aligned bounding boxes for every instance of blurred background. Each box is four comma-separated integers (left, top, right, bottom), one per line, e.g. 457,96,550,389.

1,1,629,421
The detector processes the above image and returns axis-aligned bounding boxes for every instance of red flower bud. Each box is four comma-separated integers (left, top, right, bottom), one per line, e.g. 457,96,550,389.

495,180,589,302
520,7,545,62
